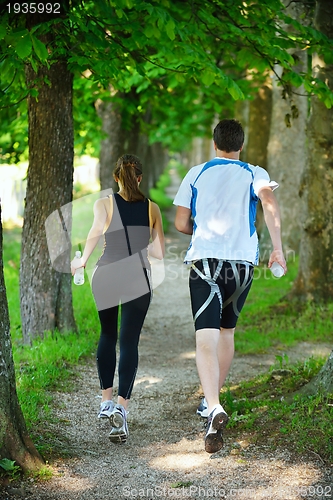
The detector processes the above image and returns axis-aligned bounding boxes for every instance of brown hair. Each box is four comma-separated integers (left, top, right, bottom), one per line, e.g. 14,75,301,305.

113,154,145,202
213,119,244,152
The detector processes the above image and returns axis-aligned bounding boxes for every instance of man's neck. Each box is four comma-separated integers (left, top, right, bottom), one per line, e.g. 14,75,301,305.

215,149,240,160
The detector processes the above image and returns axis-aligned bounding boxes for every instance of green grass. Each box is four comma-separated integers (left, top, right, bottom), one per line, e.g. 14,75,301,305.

3,224,100,457
235,257,333,354
221,355,333,462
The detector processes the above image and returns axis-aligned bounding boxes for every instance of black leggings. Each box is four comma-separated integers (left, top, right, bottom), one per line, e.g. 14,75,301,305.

96,290,151,400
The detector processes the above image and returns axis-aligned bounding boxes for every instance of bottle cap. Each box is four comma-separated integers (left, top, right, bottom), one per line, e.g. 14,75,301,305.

270,262,284,278
75,250,81,258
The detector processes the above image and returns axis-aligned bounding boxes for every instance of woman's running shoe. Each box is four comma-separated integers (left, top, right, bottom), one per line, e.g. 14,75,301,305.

109,404,128,444
98,400,115,419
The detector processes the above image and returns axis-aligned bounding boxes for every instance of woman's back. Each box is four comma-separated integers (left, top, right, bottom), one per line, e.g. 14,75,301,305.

98,193,150,267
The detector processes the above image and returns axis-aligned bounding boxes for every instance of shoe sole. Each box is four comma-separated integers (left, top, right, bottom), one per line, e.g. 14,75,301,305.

110,411,124,428
205,411,229,454
109,432,127,444
98,413,112,419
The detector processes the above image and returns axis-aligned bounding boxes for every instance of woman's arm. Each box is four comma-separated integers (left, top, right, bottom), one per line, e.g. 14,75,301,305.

71,198,109,275
148,201,165,260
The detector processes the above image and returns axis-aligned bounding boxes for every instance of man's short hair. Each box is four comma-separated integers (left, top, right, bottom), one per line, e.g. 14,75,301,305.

213,119,244,152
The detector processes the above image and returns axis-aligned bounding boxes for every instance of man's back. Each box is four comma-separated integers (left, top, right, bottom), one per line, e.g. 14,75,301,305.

174,157,276,264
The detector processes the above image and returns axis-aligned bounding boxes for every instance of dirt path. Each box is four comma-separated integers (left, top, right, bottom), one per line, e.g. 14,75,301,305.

3,170,332,500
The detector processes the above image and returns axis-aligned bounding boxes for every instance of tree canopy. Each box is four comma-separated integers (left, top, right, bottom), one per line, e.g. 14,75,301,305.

1,0,333,161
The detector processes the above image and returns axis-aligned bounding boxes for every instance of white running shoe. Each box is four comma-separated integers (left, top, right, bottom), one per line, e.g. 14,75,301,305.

205,404,229,454
98,400,115,419
196,397,209,418
109,404,129,444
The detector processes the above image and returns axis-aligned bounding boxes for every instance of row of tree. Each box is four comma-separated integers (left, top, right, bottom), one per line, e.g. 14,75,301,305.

0,0,332,471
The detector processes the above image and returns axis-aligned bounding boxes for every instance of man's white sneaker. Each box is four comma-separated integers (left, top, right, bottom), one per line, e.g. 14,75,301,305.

205,404,229,454
197,397,209,418
98,400,115,419
109,404,129,444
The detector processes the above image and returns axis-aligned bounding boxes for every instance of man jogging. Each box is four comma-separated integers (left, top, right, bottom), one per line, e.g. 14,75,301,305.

173,119,287,453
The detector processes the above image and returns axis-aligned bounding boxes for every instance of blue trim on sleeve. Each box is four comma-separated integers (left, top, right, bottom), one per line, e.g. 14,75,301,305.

249,184,259,237
190,184,198,234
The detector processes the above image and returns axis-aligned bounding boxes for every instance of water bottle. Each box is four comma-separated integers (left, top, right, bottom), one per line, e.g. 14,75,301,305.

270,261,284,278
73,251,85,285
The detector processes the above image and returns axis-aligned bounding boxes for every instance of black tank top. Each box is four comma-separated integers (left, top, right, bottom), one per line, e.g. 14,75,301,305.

97,193,150,268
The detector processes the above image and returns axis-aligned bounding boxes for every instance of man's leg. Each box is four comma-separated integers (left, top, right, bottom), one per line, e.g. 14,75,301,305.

195,328,221,413
217,327,235,390
196,327,235,412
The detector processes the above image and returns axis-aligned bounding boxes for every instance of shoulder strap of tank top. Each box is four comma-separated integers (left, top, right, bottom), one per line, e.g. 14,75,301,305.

148,198,153,239
102,195,113,234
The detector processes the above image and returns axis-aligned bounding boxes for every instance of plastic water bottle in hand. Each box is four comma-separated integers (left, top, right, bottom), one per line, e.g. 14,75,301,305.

73,251,85,285
270,261,284,278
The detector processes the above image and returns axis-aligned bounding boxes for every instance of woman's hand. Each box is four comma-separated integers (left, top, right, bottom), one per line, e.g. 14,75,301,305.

71,256,84,276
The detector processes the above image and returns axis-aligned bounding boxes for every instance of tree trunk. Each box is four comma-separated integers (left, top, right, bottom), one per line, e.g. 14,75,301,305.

243,80,273,256
96,96,168,196
291,0,333,302
95,96,126,192
20,61,77,343
0,205,44,471
263,0,308,260
297,350,333,396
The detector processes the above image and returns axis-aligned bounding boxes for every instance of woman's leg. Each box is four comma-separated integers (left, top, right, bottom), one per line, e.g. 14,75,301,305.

117,290,151,410
96,305,119,402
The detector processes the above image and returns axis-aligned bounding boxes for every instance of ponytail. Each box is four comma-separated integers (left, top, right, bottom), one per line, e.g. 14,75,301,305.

113,154,145,202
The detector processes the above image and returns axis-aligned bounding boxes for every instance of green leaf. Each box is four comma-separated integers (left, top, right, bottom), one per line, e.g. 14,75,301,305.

29,57,38,73
288,72,303,87
323,50,333,65
0,459,17,472
31,35,48,61
15,34,32,59
202,71,215,87
0,23,6,40
0,57,13,78
324,97,332,109
165,19,175,41
144,24,155,38
227,81,244,101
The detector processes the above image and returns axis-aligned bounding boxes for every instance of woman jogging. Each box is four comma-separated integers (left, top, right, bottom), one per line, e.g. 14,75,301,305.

71,154,165,444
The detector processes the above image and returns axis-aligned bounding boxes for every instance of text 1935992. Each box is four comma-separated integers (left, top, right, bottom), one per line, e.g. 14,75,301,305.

6,2,61,14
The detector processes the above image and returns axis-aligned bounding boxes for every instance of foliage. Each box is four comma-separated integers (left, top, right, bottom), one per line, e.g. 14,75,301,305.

0,0,333,161
149,164,173,232
0,458,21,480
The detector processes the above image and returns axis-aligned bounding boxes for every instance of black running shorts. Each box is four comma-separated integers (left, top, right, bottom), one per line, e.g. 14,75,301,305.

189,258,254,330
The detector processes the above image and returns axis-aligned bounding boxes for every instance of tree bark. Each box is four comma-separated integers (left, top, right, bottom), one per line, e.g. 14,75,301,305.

243,80,273,256
95,96,126,192
0,205,44,471
297,350,333,396
291,0,333,302
20,61,77,343
96,95,168,196
263,0,308,260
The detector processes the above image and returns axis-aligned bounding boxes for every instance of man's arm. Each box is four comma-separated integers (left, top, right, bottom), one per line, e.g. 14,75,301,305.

174,206,193,235
258,187,287,273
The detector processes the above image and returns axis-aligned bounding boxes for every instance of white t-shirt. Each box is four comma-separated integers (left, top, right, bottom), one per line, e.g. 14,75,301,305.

173,157,278,265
